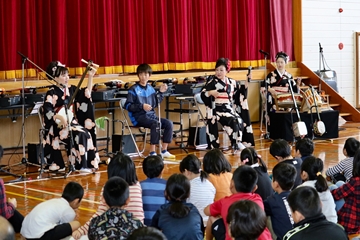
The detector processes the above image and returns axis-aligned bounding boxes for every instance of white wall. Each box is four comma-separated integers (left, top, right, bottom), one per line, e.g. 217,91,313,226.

302,0,360,106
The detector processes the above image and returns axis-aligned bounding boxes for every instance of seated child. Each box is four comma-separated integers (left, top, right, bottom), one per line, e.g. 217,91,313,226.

204,165,272,240
226,200,267,240
151,173,204,240
21,182,83,239
127,227,167,240
264,162,297,240
294,138,314,161
284,186,347,240
88,176,143,239
203,148,233,201
326,137,359,183
240,147,273,200
0,145,24,233
331,148,360,234
140,155,167,226
298,156,337,223
270,139,303,188
180,154,216,225
73,152,144,239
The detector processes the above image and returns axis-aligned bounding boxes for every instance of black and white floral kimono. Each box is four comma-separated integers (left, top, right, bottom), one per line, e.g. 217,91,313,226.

42,85,99,170
200,75,255,149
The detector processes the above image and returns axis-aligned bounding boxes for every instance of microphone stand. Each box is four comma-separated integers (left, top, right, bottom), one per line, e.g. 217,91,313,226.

318,43,323,92
259,50,270,139
3,52,41,177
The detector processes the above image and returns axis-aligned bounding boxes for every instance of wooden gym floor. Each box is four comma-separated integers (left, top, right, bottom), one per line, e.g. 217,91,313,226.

1,121,360,239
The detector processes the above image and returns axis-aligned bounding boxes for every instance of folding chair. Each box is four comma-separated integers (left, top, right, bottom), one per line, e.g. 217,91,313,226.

193,93,208,149
118,98,149,158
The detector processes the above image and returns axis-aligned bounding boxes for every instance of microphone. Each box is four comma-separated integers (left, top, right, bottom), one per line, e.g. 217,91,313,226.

247,66,252,82
319,42,323,52
259,49,269,56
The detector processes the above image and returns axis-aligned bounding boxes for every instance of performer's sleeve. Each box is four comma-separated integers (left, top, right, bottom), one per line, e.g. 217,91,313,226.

200,77,215,107
125,88,143,112
43,89,56,130
75,86,96,126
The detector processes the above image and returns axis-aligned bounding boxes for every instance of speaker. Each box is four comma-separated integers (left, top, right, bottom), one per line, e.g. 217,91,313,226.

188,126,207,146
112,134,137,154
27,143,42,164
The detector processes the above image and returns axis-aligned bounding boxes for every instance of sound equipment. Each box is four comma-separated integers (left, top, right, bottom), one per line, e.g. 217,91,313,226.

0,95,21,107
91,89,117,101
27,143,42,164
24,93,45,105
188,126,207,146
111,134,137,154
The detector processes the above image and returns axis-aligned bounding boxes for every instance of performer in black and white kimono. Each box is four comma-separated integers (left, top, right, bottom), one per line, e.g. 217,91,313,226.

200,58,255,150
42,61,99,173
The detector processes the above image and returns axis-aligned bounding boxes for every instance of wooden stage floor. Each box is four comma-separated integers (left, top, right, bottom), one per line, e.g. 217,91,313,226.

1,121,360,239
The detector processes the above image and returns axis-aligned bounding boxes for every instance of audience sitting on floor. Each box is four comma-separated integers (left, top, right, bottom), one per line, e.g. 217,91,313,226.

284,186,347,240
21,182,83,239
180,154,216,226
294,138,314,161
151,173,204,240
240,147,273,201
264,162,297,240
88,176,143,239
270,139,303,189
127,226,167,240
140,155,167,226
203,148,233,201
326,137,360,183
204,165,272,240
73,152,144,239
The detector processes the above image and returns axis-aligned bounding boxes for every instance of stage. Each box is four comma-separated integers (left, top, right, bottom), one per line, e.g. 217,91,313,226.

269,110,339,141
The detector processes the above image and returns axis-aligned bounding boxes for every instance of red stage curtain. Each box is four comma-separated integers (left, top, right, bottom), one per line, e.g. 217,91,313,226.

0,0,293,79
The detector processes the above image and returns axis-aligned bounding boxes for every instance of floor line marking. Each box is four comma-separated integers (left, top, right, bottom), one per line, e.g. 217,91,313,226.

5,191,96,213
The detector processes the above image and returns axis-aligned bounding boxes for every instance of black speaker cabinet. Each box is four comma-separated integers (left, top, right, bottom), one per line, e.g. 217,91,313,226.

188,126,207,146
27,143,43,164
112,134,137,154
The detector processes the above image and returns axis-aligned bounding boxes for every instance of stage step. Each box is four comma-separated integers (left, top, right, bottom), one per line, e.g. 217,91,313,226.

329,103,340,108
340,113,352,117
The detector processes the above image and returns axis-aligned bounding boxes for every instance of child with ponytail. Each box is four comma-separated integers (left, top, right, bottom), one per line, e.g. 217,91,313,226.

240,147,273,200
151,173,204,240
298,156,337,223
180,154,216,226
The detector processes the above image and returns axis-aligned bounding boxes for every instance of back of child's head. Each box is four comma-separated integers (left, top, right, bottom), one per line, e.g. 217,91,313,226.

165,173,190,218
103,176,129,208
295,138,314,157
107,152,138,185
287,186,322,219
301,156,328,192
269,139,291,159
179,154,208,182
143,155,164,179
232,165,258,193
0,215,15,240
203,148,232,175
240,147,267,172
272,162,296,191
226,200,267,240
137,63,152,76
127,227,167,240
344,137,360,157
352,149,360,177
62,181,84,203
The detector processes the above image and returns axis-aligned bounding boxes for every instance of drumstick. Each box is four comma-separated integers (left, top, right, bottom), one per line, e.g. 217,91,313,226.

81,59,100,68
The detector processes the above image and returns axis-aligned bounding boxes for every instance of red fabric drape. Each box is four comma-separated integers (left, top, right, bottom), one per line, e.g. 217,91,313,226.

269,0,294,62
0,0,293,79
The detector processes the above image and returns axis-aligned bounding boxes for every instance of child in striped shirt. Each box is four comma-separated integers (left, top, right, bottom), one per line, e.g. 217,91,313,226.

140,155,167,226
